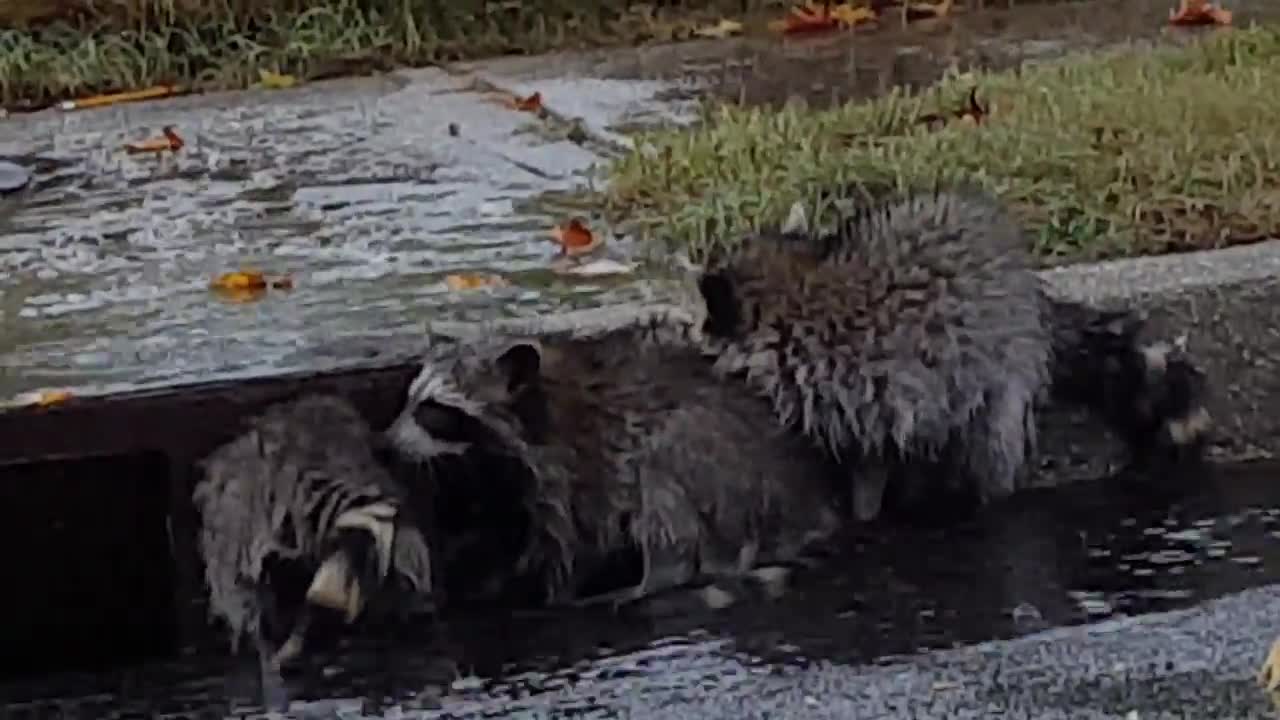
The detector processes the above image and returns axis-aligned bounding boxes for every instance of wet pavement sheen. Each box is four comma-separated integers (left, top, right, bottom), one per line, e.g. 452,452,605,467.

4,462,1279,718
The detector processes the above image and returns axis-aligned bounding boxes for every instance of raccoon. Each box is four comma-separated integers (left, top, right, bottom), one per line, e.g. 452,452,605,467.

192,394,434,709
385,319,844,613
695,188,1211,522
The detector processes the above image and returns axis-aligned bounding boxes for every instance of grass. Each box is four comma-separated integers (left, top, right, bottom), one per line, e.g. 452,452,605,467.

603,25,1280,266
0,0,784,110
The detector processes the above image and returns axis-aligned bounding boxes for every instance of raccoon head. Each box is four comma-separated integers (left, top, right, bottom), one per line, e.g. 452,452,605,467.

697,208,818,343
385,335,559,605
387,335,550,463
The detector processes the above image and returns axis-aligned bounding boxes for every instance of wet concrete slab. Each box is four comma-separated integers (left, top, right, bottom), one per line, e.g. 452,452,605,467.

4,460,1280,717
0,68,695,400
3,0,1275,402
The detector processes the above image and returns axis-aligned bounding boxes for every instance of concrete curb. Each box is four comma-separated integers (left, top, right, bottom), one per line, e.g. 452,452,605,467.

429,239,1280,483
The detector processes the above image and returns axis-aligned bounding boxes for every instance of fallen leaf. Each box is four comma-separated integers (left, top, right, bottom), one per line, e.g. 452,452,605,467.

549,218,602,257
550,256,637,277
123,125,184,154
769,2,876,34
211,270,268,291
1169,0,1232,25
693,18,745,38
444,272,509,291
257,69,299,89
61,85,180,112
507,92,544,113
30,389,73,407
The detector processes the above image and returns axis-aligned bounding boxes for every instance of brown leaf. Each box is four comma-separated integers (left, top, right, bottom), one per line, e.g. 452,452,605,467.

549,218,601,257
508,92,544,113
123,125,184,154
1169,0,1232,25
444,273,509,291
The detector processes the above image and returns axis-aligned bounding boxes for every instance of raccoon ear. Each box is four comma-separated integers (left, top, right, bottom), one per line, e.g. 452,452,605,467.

496,342,543,393
698,272,740,338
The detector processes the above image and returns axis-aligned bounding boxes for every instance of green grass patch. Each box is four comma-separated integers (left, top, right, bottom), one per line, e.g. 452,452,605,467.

604,25,1280,266
0,0,784,109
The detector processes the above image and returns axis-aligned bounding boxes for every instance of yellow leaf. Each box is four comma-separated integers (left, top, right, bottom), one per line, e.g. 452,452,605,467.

33,389,73,407
445,273,508,291
694,18,745,38
831,4,877,26
257,69,299,90
211,270,268,291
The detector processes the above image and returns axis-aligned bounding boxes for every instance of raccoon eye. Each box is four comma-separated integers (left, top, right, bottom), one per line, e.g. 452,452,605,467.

412,400,476,444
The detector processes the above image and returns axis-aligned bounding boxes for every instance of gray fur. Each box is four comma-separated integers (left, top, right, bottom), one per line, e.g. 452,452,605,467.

193,394,433,691
697,187,1210,519
387,319,843,611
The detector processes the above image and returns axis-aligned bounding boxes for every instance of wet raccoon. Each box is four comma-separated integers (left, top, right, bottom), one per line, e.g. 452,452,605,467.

193,394,434,709
696,188,1211,522
386,320,844,612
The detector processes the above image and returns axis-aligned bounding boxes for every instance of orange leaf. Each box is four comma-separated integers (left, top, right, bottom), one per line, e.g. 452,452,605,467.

32,389,73,407
124,125,184,154
209,269,293,302
211,270,269,291
444,272,509,291
1169,0,1232,25
769,2,875,34
508,92,544,113
549,218,601,257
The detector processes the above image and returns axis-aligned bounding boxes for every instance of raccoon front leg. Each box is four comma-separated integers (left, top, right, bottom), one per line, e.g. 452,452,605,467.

960,385,1037,505
851,465,890,522
251,590,293,713
571,540,700,611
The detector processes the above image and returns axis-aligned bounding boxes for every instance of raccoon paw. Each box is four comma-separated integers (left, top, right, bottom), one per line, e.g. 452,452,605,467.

747,565,793,600
1258,634,1280,696
698,584,738,610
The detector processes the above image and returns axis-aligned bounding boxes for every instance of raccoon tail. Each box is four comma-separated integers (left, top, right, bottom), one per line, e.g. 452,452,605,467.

1044,295,1211,465
305,501,402,623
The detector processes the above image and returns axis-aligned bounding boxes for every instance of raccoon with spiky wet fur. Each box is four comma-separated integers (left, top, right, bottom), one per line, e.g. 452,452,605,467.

193,394,434,709
386,319,844,612
696,188,1211,522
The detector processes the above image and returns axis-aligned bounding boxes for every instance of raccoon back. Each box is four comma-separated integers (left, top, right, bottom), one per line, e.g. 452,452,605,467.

698,188,1053,460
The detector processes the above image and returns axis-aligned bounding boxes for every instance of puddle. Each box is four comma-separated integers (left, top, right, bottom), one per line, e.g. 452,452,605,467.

4,461,1280,717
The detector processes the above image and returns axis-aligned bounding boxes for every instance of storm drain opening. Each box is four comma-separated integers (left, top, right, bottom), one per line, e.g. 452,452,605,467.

0,451,177,679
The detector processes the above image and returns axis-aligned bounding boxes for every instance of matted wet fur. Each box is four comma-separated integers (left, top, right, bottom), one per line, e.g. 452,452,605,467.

386,319,844,613
696,187,1211,522
193,394,434,709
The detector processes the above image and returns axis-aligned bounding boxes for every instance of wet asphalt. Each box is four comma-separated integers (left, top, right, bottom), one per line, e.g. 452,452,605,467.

2,461,1278,719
